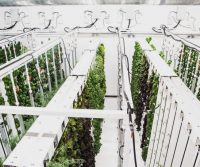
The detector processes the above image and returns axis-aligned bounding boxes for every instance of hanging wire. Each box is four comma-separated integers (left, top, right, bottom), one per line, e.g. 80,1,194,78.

0,21,18,30
116,28,138,167
153,24,200,53
64,18,98,33
23,19,52,32
59,37,73,71
119,145,125,160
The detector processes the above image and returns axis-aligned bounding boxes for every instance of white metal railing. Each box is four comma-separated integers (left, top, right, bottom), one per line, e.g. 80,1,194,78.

161,29,200,97
0,31,34,69
144,50,200,167
2,46,105,167
0,32,77,158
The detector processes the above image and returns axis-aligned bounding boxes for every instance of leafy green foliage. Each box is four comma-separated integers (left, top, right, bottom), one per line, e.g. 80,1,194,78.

180,46,190,79
159,51,165,59
175,45,200,100
131,42,149,131
131,42,159,161
9,136,19,150
49,44,106,167
48,159,84,167
146,37,156,50
0,158,3,167
1,44,66,157
146,37,152,44
141,72,159,161
0,42,26,66
47,49,56,89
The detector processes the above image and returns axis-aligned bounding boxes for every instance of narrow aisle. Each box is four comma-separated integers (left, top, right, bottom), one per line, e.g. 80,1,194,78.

96,36,120,167
95,97,119,167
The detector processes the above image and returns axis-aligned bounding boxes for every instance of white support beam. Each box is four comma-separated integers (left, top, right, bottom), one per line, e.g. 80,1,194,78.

3,37,98,167
0,106,126,119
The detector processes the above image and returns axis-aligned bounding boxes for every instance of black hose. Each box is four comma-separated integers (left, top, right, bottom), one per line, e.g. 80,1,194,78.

23,27,40,33
117,30,137,167
59,38,73,71
0,21,18,30
44,20,52,29
107,26,118,33
119,145,124,160
64,18,98,33
127,19,131,30
23,19,52,32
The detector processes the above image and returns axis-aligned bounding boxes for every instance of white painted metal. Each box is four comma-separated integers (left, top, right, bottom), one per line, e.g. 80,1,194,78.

144,48,200,167
3,41,97,167
0,106,126,119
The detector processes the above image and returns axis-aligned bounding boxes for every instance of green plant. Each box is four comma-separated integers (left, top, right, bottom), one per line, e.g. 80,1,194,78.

50,44,106,167
167,60,172,65
159,51,165,59
146,37,152,44
0,158,3,167
142,73,159,161
131,42,149,131
47,49,56,89
0,47,6,66
131,42,159,161
9,136,19,150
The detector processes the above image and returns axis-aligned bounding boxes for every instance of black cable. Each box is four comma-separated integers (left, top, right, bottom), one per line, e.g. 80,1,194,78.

23,27,40,33
162,26,200,52
59,38,73,71
119,145,124,160
23,19,52,32
44,20,52,29
117,29,137,167
107,26,118,33
118,119,124,131
107,26,129,33
152,19,181,34
130,122,138,167
127,19,131,30
64,18,98,33
0,21,18,30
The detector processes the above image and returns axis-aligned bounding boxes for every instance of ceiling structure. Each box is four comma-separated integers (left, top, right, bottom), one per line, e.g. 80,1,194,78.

0,0,199,6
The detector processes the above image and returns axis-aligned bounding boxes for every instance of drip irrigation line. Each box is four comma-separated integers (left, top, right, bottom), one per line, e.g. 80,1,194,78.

64,18,98,33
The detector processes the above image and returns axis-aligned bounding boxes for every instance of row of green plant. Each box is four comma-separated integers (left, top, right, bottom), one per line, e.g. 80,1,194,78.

0,44,65,154
147,37,200,101
131,42,149,131
48,44,106,167
175,46,200,100
131,42,159,161
0,41,27,66
141,73,159,161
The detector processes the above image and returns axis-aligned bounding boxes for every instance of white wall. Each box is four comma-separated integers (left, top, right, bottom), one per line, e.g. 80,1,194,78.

0,5,200,34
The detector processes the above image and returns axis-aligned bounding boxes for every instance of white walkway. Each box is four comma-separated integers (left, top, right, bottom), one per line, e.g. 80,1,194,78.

96,97,119,167
96,35,120,167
